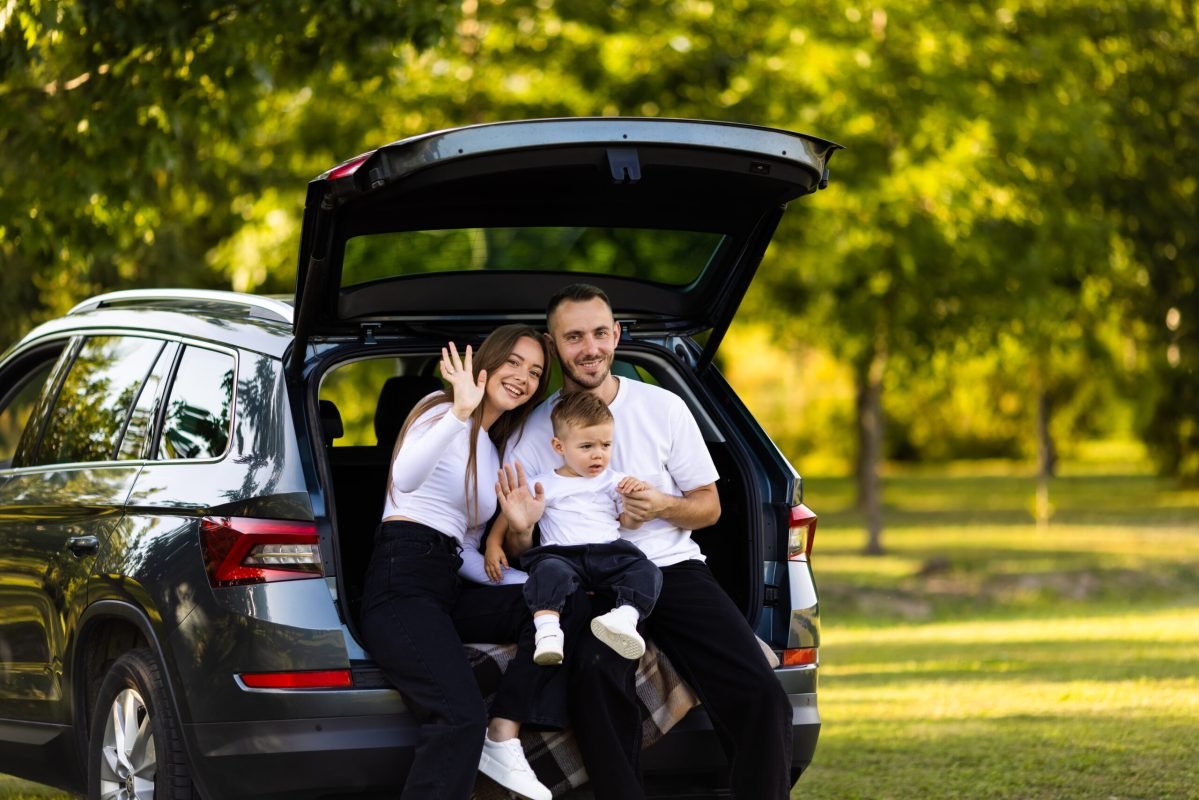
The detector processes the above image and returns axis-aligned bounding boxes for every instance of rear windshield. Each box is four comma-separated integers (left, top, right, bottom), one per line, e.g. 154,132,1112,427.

340,226,724,289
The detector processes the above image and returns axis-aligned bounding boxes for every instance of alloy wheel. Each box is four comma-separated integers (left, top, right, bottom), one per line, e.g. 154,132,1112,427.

98,687,157,800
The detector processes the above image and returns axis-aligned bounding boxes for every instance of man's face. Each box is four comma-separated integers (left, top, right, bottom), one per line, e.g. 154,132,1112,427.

548,297,621,391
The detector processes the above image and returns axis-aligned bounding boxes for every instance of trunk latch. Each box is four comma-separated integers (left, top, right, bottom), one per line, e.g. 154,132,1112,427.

607,148,641,184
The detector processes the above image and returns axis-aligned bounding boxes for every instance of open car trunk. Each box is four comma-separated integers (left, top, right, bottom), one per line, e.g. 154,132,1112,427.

311,344,759,636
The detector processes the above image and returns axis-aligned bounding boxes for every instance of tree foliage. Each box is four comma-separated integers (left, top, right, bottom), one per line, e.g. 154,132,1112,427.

1,0,1194,518
0,0,454,340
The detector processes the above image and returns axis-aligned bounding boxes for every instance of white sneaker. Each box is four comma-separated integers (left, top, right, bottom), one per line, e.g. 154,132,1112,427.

478,735,552,800
533,627,564,666
590,609,646,660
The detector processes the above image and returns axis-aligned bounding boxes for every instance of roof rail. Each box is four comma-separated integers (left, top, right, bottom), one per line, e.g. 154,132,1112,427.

68,289,294,324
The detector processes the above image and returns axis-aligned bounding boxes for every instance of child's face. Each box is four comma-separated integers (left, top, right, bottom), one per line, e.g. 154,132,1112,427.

552,421,614,477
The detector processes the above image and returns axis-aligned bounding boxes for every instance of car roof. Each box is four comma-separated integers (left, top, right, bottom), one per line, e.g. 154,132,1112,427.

13,290,295,359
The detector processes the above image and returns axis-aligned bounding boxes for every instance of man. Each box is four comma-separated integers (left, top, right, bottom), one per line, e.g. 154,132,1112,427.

499,283,793,799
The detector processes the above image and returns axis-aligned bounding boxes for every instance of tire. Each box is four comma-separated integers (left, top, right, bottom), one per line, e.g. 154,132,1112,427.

87,648,194,800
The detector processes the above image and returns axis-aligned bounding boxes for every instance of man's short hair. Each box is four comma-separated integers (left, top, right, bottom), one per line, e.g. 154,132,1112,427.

551,391,614,437
546,283,613,325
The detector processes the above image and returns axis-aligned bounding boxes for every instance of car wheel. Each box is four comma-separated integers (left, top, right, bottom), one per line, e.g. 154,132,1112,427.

88,648,194,800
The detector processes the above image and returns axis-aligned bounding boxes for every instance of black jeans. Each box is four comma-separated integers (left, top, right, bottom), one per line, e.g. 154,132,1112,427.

567,560,794,800
522,539,662,618
452,581,590,730
358,522,484,800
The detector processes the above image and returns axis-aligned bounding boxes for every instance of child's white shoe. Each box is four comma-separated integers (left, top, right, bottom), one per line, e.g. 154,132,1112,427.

590,608,646,660
533,627,564,665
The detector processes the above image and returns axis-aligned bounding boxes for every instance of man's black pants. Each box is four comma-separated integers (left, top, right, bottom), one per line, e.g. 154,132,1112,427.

567,559,794,800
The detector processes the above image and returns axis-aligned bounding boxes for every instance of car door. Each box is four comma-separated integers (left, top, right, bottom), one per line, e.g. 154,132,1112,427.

0,334,164,727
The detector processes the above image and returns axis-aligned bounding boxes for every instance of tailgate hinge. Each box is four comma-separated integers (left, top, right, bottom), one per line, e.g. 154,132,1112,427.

360,322,381,345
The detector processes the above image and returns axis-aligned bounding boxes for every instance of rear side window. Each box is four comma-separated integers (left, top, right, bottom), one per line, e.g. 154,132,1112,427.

35,336,164,466
159,346,235,461
116,341,180,460
0,359,59,469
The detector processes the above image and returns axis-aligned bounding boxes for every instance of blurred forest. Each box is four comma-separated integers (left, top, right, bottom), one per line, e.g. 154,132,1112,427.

1,1,1195,550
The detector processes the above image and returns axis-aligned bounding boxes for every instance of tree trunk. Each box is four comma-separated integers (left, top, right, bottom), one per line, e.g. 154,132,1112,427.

1035,388,1057,529
856,336,887,555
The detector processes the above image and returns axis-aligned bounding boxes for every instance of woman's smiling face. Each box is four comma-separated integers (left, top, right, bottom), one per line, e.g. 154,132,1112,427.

484,335,545,414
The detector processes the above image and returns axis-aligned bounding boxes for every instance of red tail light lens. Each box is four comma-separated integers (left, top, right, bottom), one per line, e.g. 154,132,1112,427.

787,504,818,561
201,517,322,587
782,647,818,667
239,670,353,690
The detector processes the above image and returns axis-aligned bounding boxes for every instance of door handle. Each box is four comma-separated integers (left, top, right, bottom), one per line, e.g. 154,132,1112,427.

66,535,100,557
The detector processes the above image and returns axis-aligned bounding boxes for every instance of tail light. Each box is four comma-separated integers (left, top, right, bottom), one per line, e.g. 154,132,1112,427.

787,504,818,561
781,647,818,667
201,516,323,587
239,670,353,690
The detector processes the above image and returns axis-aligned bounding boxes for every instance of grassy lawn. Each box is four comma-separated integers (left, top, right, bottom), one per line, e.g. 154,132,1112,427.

4,466,1197,798
0,776,67,800
793,467,1199,800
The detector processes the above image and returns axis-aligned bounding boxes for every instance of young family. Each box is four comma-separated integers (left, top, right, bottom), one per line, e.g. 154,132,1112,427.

358,284,792,800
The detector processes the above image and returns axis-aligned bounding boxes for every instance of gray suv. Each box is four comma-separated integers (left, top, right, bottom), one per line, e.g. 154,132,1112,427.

0,118,835,799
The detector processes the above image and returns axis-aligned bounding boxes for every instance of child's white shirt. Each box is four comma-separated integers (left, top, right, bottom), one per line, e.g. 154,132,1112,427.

510,378,720,566
532,469,627,547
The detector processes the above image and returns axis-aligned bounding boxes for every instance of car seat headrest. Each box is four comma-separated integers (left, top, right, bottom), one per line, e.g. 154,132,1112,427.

319,399,343,447
374,375,444,448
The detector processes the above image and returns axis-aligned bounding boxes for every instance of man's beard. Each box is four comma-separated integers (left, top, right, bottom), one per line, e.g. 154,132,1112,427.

561,357,611,390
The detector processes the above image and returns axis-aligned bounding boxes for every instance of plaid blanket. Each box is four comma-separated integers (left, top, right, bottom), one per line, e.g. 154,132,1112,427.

465,640,700,799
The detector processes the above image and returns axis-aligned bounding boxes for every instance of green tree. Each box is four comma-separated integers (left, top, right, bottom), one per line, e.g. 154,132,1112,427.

0,0,453,343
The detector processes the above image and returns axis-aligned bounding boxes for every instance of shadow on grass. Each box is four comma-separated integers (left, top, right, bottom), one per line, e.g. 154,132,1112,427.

806,472,1199,529
821,638,1199,686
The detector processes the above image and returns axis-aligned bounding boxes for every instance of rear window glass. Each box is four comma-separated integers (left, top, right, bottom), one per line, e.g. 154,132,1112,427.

340,226,724,289
35,336,164,466
159,346,235,461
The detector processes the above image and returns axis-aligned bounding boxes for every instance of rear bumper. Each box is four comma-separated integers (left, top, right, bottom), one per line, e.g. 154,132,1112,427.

183,690,818,800
185,712,415,800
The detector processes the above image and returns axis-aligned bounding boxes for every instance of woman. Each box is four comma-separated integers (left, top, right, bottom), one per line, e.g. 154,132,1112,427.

358,325,554,800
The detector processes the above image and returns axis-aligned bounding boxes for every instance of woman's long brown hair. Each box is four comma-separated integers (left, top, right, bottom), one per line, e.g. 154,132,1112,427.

384,325,550,527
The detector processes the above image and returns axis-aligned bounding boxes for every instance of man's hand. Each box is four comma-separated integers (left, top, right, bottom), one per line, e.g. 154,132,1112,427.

619,484,672,525
620,482,720,530
496,461,545,534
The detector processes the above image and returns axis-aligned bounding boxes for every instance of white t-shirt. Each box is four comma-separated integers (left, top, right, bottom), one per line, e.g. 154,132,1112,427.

510,378,720,567
532,469,627,548
381,400,499,547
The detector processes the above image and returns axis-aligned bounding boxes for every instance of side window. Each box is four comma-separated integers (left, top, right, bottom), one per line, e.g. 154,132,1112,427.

116,341,180,460
35,336,164,466
0,353,61,469
158,346,235,461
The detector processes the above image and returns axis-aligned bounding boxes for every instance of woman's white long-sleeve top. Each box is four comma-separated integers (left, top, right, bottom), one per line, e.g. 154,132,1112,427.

380,401,498,545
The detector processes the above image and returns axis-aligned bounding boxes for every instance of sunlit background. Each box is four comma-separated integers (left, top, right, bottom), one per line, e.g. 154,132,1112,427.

1,1,1195,797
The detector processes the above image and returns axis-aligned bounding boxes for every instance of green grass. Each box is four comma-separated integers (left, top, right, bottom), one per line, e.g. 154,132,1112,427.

5,467,1198,799
793,466,1199,800
0,776,68,800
